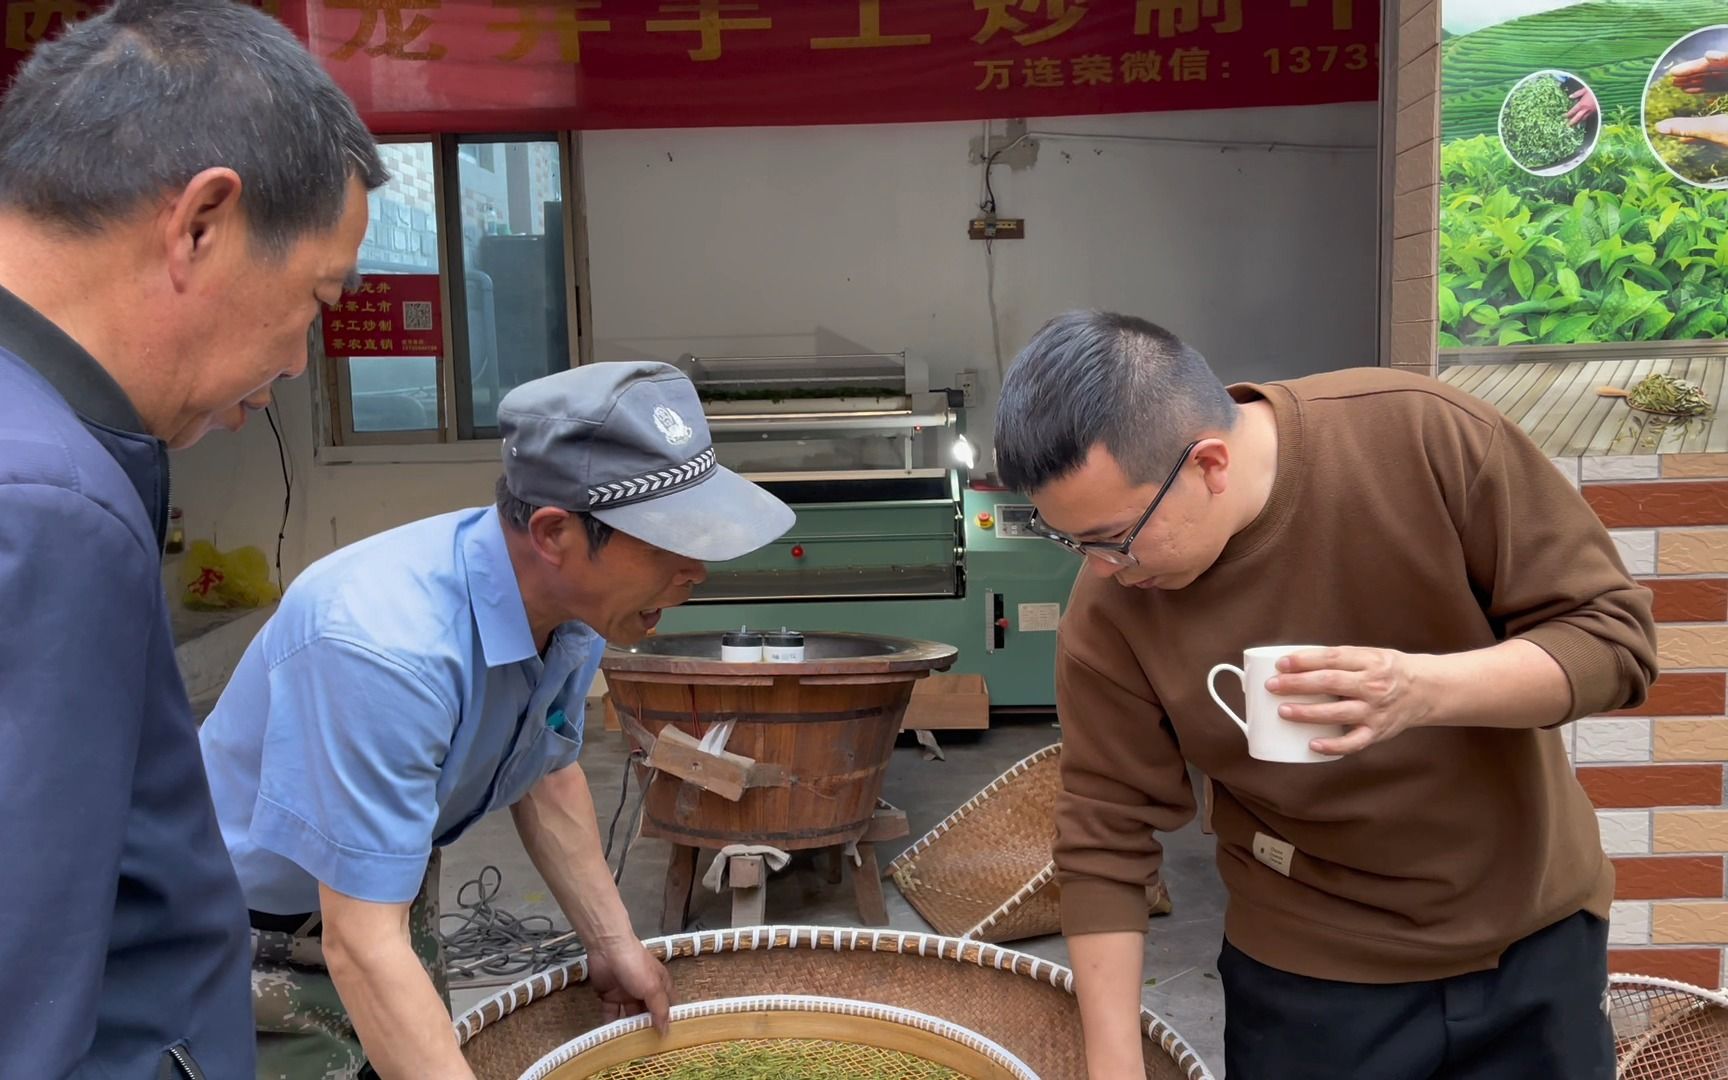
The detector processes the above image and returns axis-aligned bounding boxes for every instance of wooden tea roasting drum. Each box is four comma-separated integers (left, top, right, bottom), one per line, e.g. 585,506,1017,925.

602,630,956,931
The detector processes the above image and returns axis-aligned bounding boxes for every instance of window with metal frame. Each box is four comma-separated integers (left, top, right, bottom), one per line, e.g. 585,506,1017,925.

317,133,580,447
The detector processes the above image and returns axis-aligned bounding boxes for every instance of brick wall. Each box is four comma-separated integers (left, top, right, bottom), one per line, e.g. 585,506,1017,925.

1563,452,1728,987
361,144,440,274
1387,0,1440,374
528,142,561,235
360,194,439,274
379,143,436,216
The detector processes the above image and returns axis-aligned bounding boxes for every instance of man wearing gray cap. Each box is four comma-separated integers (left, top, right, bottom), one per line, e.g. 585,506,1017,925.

199,361,793,1079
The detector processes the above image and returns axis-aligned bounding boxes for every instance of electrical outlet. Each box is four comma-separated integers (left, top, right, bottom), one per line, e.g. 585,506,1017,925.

968,217,1025,241
956,369,978,407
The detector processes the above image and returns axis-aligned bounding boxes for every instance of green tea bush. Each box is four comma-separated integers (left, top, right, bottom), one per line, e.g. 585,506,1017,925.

1439,108,1728,348
1502,74,1587,169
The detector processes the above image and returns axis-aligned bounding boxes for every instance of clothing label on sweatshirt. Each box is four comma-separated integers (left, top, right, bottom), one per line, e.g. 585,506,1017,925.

1253,832,1296,877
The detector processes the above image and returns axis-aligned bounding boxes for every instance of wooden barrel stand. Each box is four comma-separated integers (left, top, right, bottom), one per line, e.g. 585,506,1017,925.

657,802,907,935
601,633,955,932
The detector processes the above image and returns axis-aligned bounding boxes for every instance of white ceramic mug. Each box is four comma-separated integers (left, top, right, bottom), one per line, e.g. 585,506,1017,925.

1207,645,1347,764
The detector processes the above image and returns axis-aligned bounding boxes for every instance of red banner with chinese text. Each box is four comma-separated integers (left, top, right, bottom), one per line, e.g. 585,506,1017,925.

3,1,1379,133
321,273,442,356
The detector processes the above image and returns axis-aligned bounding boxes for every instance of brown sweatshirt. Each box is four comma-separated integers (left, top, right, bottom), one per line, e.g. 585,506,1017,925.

1054,367,1658,983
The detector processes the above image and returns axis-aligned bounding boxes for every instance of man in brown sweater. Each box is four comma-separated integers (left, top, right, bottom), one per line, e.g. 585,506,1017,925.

992,310,1657,1080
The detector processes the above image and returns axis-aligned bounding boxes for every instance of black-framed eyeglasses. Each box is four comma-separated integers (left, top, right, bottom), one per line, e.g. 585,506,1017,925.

1027,440,1200,568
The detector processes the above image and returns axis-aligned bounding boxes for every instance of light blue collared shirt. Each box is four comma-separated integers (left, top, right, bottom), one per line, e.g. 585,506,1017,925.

199,506,604,913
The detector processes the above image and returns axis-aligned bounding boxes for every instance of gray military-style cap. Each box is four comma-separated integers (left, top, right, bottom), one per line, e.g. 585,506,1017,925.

497,361,794,562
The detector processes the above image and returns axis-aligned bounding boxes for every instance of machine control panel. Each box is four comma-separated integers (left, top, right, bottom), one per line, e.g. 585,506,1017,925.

991,503,1040,539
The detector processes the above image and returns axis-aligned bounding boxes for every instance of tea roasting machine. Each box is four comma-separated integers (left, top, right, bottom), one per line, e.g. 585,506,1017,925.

655,350,1079,717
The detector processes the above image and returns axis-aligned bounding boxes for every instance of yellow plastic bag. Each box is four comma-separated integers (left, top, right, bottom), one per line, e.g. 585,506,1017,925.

180,540,282,611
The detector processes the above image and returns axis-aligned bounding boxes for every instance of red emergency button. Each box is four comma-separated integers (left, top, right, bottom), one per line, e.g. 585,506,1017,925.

791,545,805,559
977,512,995,530
995,618,1010,630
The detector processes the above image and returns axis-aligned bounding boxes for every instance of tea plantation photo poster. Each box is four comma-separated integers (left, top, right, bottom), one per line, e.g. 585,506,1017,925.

1440,0,1728,350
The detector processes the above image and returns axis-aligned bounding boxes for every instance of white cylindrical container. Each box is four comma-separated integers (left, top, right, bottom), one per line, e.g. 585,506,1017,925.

720,628,764,663
762,628,806,663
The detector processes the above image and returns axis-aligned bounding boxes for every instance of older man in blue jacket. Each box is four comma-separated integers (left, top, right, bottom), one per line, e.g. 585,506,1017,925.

0,1,381,1076
202,362,795,1079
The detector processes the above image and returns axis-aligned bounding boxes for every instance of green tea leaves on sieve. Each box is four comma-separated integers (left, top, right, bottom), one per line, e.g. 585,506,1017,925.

592,1041,967,1080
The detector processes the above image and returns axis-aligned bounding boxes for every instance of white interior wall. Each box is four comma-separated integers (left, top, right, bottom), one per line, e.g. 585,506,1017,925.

170,103,1380,580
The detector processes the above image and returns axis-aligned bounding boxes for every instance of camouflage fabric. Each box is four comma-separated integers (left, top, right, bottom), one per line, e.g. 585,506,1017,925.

253,850,448,1080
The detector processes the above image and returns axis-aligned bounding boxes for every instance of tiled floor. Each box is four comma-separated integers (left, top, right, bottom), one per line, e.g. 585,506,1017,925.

442,716,1230,1073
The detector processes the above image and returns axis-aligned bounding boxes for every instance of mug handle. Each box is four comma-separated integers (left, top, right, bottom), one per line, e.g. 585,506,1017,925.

1207,664,1250,737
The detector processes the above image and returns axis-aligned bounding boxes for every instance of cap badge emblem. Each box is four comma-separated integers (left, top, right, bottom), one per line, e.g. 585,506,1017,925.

654,404,694,446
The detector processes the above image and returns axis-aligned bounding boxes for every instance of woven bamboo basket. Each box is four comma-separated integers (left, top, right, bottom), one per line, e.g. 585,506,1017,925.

516,994,1040,1079
1609,974,1728,1078
455,925,1215,1080
888,744,1171,943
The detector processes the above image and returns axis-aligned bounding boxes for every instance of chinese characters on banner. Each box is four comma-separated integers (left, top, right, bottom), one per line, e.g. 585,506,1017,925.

2,0,299,101
1,1,1377,132
4,0,287,62
319,274,442,357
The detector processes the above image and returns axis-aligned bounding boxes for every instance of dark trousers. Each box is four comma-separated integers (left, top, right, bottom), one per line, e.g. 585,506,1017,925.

1220,910,1612,1080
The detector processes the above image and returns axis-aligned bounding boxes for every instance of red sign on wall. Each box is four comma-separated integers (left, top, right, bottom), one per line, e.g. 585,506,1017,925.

2,1,1379,133
320,273,442,357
